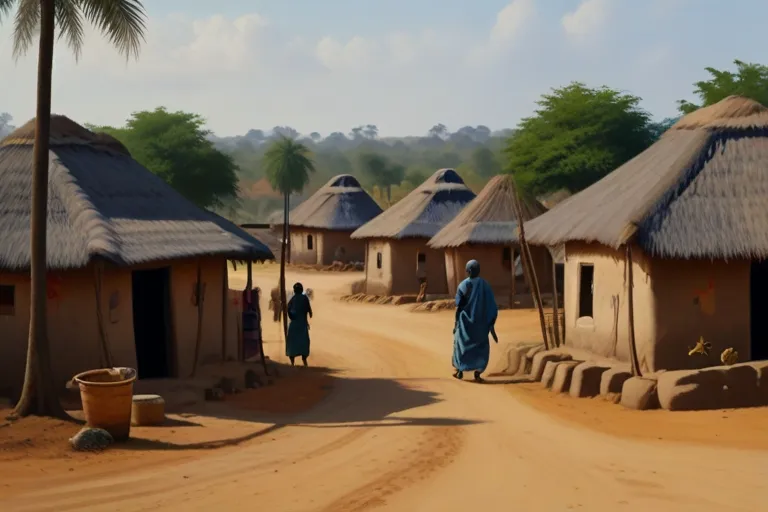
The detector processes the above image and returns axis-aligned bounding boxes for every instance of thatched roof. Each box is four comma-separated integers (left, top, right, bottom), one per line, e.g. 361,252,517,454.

0,116,274,271
288,175,382,231
524,96,768,259
351,168,476,240
428,174,547,248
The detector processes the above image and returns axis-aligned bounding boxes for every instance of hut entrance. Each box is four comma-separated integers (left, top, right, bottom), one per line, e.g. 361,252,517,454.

751,259,768,361
132,267,173,379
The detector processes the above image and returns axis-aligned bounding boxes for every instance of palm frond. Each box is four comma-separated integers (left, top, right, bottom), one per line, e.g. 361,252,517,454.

81,0,146,60
0,0,15,21
55,0,85,59
11,0,40,60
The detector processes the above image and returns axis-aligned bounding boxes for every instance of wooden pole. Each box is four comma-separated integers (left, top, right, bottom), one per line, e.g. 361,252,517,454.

221,259,228,361
626,245,642,376
550,254,562,347
513,190,549,350
509,246,516,308
190,260,205,377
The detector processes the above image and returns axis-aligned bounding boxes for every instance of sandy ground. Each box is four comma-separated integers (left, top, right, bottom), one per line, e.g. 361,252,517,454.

1,265,767,511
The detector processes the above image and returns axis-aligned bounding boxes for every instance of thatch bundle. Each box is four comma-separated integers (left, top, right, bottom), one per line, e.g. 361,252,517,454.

524,95,768,260
0,115,274,270
351,168,476,240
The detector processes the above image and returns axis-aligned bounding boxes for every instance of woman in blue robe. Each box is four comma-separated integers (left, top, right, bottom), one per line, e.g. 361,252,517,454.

286,282,313,366
452,260,499,382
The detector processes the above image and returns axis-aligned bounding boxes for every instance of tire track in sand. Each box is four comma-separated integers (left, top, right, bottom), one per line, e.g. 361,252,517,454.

319,425,465,512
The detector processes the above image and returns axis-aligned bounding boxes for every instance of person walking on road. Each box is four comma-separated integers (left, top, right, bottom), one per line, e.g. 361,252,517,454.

286,282,313,366
452,260,499,382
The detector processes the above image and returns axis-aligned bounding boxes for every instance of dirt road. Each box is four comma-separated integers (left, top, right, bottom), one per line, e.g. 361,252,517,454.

3,268,766,511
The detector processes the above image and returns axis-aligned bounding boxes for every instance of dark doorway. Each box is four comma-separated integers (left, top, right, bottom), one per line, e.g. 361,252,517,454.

750,259,768,360
132,267,173,379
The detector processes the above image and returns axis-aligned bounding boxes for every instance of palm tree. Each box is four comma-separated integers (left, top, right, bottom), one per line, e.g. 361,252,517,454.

0,0,146,418
263,136,316,343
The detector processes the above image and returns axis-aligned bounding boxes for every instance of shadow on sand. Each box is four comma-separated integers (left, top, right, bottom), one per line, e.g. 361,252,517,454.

116,363,483,452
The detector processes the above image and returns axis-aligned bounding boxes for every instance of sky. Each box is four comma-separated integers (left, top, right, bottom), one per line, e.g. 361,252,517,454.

1,0,767,137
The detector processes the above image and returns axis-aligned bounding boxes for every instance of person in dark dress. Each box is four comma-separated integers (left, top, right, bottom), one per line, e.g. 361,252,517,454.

286,282,313,366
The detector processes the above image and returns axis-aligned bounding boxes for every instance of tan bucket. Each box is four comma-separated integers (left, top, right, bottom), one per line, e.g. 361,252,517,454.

73,367,137,442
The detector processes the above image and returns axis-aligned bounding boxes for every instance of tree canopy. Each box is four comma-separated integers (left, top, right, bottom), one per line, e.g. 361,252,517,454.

95,107,239,209
504,82,656,195
678,59,768,114
263,136,316,196
358,152,405,204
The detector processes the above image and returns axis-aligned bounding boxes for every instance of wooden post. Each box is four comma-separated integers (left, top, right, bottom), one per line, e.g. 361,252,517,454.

190,259,205,377
221,259,228,361
550,254,562,347
513,191,549,350
626,245,642,376
509,246,517,308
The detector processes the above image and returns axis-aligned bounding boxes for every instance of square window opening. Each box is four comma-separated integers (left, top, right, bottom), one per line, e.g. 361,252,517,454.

376,252,383,269
307,234,314,250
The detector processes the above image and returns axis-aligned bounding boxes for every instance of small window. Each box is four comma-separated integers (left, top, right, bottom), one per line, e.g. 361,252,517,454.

376,252,383,269
578,264,594,319
307,234,314,250
0,285,15,316
417,252,426,264
502,247,513,270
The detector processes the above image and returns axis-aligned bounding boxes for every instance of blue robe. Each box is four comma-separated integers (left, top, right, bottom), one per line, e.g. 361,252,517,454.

286,293,312,358
452,277,498,373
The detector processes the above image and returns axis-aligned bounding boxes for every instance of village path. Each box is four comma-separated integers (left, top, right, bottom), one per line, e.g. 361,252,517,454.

4,268,767,512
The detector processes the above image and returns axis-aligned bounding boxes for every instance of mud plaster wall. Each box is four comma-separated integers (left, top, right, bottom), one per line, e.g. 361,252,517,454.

364,240,393,295
290,229,365,265
563,242,655,372
0,257,228,397
363,238,448,296
651,258,750,370
444,245,554,298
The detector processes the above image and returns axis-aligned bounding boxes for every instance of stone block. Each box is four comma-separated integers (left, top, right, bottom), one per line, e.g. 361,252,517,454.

620,377,659,410
551,361,581,394
569,363,610,398
657,365,761,411
600,368,633,396
531,350,572,382
540,360,560,389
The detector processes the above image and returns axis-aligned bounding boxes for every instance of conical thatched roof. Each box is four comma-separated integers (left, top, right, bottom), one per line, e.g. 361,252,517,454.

524,95,768,259
287,174,382,230
351,168,476,240
0,115,274,270
428,174,546,248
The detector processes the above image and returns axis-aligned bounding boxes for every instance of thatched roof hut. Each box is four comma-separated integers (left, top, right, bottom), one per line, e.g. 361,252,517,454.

521,96,768,374
428,174,546,248
351,168,476,240
352,168,476,296
283,175,382,265
524,95,768,259
428,174,555,298
289,174,382,230
0,116,273,395
0,116,274,271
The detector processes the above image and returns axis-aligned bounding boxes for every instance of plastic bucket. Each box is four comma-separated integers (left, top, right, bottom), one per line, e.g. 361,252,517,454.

73,367,137,442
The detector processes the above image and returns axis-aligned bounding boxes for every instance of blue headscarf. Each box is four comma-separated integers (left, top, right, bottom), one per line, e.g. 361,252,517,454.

466,259,480,278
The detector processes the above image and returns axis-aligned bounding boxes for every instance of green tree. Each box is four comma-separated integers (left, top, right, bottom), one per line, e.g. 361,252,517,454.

470,146,501,177
263,136,316,342
0,0,146,418
358,152,405,205
96,108,238,209
504,82,655,195
678,60,768,114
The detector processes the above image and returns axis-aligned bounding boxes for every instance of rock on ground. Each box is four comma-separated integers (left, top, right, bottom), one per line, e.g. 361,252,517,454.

620,377,659,410
600,368,632,397
70,428,114,452
569,363,610,398
531,350,572,382
551,361,581,394
656,364,765,411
